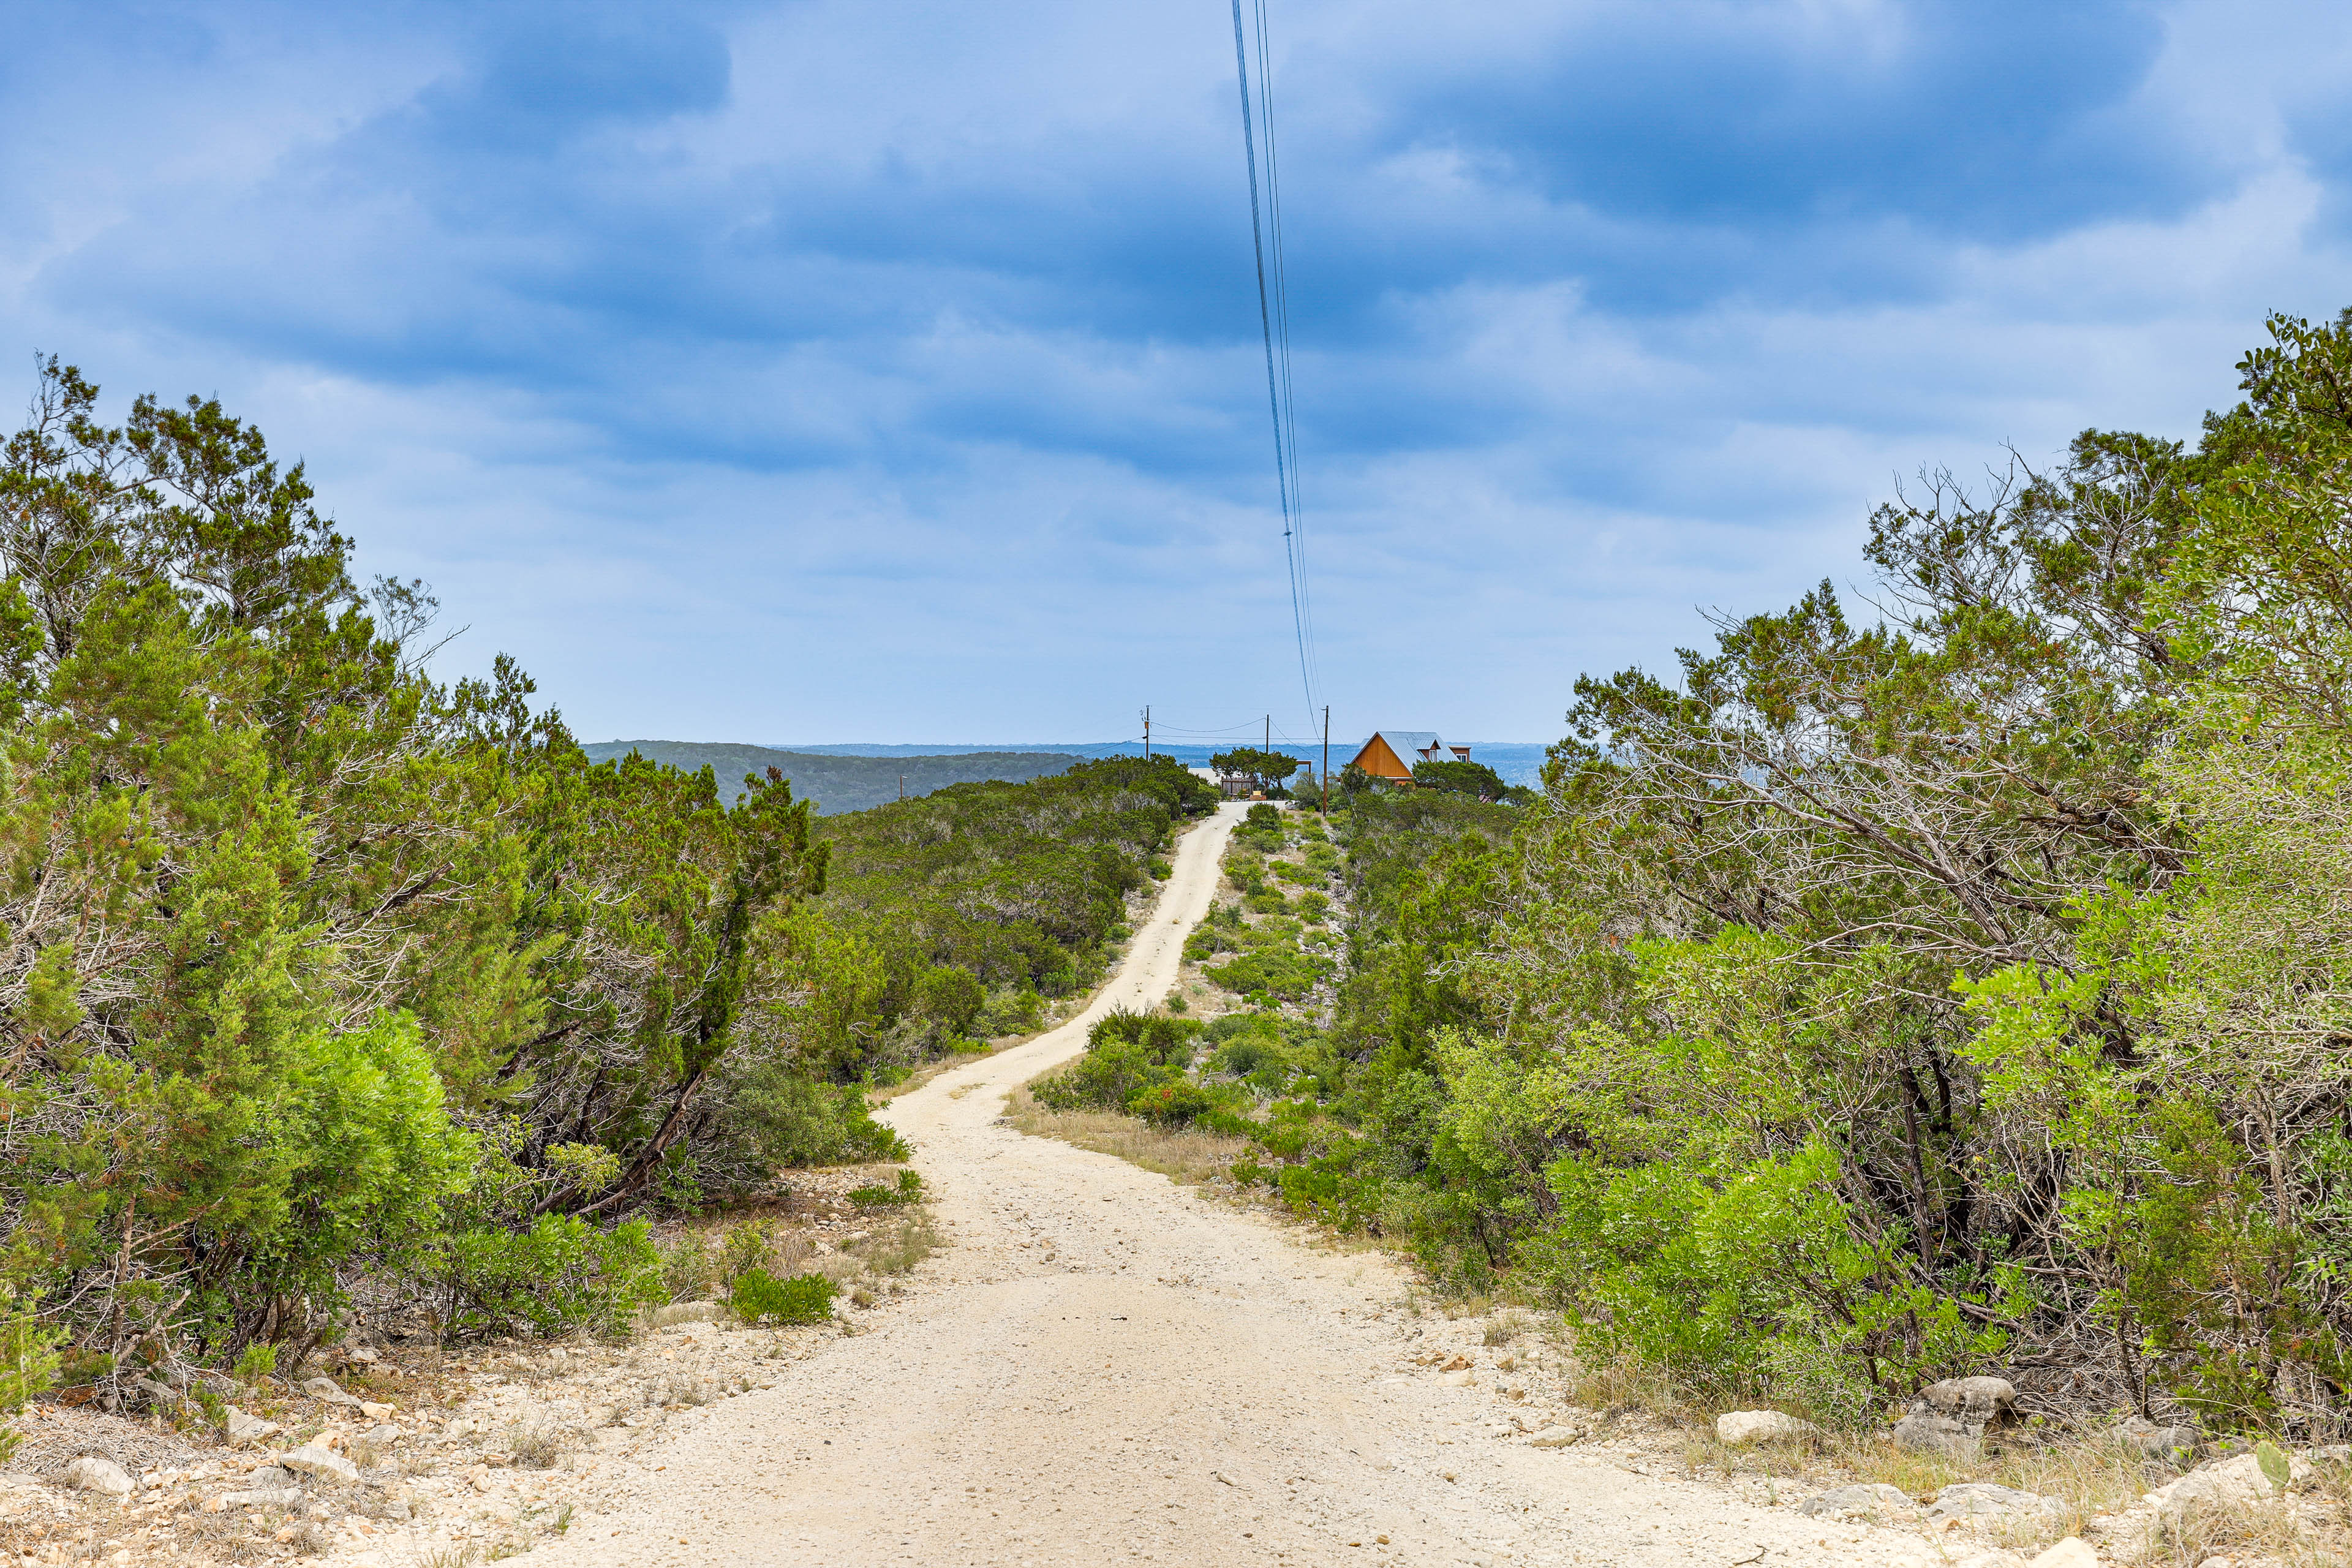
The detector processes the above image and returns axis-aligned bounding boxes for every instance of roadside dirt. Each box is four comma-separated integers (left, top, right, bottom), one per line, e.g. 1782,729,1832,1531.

518,804,1967,1568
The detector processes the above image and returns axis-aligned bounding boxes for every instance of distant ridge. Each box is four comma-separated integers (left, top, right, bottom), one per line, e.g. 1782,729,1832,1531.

579,741,1082,815
765,741,1554,786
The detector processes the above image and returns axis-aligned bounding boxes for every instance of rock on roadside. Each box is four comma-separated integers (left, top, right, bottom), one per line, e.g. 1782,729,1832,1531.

1798,1483,1920,1521
222,1404,280,1446
1928,1482,2066,1526
279,1444,360,1483
56,1455,132,1496
1893,1375,2018,1458
2027,1540,2098,1568
1716,1409,1818,1444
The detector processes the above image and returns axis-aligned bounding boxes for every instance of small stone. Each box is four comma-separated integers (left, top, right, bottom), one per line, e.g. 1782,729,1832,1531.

1716,1410,1819,1444
358,1423,405,1447
1929,1483,2065,1525
1525,1426,1584,1448
1439,1355,1471,1373
57,1456,132,1496
301,1376,361,1407
2028,1542,2099,1568
279,1445,360,1483
1441,1370,1474,1387
246,1466,299,1490
224,1485,305,1509
358,1401,395,1420
2116,1415,2201,1461
1799,1483,1920,1521
222,1405,281,1447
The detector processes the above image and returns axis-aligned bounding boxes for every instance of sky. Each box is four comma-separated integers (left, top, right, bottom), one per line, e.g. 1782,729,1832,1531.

5,1,2350,748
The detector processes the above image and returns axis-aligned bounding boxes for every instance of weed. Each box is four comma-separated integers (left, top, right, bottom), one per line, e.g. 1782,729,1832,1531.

645,1371,714,1408
660,1232,716,1302
720,1221,774,1284
729,1268,839,1326
552,1502,575,1535
846,1170,923,1207
1483,1311,1532,1348
506,1415,568,1469
855,1207,940,1277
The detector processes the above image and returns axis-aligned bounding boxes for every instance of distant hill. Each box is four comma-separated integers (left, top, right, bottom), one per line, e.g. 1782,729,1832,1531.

766,739,1555,786
578,741,1080,815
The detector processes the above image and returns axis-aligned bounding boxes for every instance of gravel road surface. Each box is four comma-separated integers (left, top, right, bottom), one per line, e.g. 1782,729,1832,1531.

531,803,1945,1567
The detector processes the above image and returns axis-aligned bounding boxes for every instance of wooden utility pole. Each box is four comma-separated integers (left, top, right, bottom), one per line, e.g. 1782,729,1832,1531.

1320,706,1330,816
1142,706,1151,760
898,774,905,801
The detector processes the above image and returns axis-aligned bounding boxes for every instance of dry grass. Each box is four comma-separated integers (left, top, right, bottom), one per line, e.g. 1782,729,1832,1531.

865,1038,1021,1103
848,1206,941,1278
1003,1086,1260,1187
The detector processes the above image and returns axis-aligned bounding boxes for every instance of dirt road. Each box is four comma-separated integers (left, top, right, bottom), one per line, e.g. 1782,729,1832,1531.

533,804,1939,1567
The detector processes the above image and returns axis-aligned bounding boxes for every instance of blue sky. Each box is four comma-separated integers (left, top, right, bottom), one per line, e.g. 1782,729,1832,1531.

5,1,2348,746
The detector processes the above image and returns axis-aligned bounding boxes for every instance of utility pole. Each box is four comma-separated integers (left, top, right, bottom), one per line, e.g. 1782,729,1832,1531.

1321,705,1330,816
1264,714,1270,751
1142,705,1151,760
898,774,905,801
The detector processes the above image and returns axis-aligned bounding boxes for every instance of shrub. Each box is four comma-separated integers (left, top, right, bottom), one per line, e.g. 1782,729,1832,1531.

662,1232,717,1301
437,1215,666,1340
1245,803,1281,829
1127,1079,1212,1127
847,1171,924,1207
0,1303,60,1465
729,1268,838,1326
1204,948,1326,1000
722,1072,909,1169
720,1222,774,1284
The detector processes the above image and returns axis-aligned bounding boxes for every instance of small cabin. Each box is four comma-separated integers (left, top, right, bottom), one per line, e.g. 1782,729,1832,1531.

1349,731,1469,783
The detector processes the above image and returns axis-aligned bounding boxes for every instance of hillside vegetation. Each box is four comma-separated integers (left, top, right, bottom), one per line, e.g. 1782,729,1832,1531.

0,360,1211,1424
1050,311,2352,1444
579,739,1080,813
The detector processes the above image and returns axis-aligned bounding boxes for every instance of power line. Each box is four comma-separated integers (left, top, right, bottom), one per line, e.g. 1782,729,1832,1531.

1230,0,1317,729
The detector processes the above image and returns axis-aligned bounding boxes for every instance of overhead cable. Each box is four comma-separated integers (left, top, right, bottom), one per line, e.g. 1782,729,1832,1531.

1230,0,1319,728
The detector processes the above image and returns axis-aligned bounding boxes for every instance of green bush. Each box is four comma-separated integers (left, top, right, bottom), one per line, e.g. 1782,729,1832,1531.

662,1231,717,1301
1127,1079,1212,1127
722,1072,910,1168
1204,948,1326,1000
847,1169,925,1207
1245,803,1281,829
436,1215,666,1340
728,1268,839,1326
0,1303,60,1465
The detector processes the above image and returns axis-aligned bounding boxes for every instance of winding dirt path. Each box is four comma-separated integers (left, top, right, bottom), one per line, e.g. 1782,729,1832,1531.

533,804,1941,1567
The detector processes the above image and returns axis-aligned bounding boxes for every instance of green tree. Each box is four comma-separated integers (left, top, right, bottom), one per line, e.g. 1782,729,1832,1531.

1211,748,1305,794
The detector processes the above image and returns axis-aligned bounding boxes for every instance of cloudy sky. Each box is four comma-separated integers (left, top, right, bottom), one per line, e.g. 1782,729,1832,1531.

5,1,2347,746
